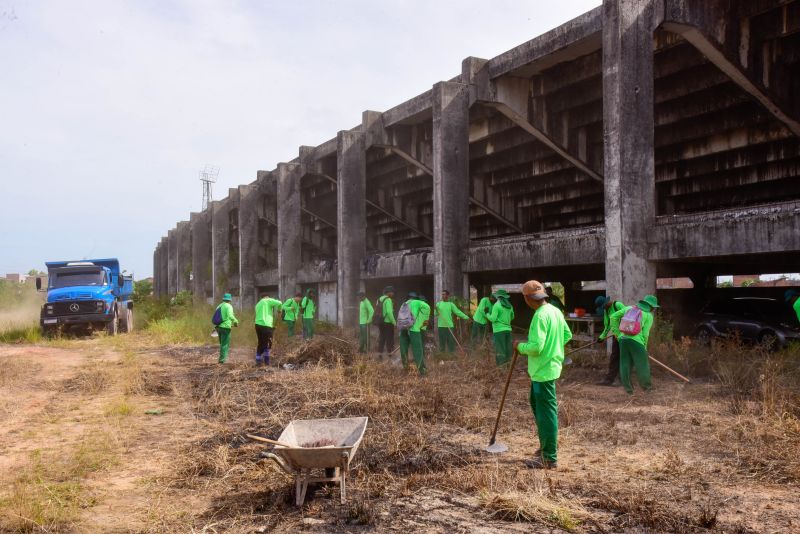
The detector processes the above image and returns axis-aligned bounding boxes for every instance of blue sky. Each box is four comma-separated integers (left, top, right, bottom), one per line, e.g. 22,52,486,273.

0,0,600,278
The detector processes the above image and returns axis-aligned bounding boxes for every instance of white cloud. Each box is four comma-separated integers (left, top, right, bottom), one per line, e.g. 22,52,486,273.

0,0,600,276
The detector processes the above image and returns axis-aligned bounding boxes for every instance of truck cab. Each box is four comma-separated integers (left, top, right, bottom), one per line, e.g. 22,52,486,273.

38,258,134,336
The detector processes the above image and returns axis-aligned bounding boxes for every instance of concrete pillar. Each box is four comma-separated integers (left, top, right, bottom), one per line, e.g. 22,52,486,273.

277,163,302,300
432,81,471,300
336,129,366,329
238,183,259,310
159,237,168,298
190,211,211,302
167,228,177,297
152,244,160,297
602,0,660,303
176,221,191,293
211,200,229,302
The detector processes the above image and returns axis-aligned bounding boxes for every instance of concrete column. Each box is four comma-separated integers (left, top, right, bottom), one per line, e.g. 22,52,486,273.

190,211,211,303
152,245,160,297
167,228,177,296
211,200,229,302
238,183,259,309
176,221,191,293
159,237,168,298
277,163,302,300
336,130,366,329
602,0,660,303
432,81,471,300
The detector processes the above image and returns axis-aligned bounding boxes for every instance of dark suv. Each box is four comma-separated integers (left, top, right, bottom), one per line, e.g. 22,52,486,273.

695,297,800,349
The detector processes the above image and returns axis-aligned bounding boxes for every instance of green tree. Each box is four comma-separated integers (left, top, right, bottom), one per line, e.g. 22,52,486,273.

133,279,153,302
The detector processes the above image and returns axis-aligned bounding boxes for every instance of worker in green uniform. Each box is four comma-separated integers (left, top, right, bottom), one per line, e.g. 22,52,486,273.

358,291,374,353
434,290,470,353
214,293,239,364
609,294,658,395
786,290,800,325
300,288,316,340
487,289,515,365
471,294,494,346
410,295,431,375
546,286,565,314
514,280,572,470
399,292,419,369
254,293,283,366
281,292,302,338
377,286,396,357
595,295,626,386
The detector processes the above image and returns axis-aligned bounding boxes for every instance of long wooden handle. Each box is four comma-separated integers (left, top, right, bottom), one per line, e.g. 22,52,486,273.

489,349,519,446
448,327,467,355
246,434,294,448
648,355,691,383
565,341,596,357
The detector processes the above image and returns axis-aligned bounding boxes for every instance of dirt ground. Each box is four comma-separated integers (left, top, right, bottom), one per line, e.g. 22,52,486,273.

0,337,798,533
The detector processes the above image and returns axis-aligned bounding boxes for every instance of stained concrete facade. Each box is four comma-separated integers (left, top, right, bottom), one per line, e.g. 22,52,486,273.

154,0,800,330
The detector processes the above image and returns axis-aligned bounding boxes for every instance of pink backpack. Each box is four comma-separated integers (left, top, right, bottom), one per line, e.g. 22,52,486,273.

619,307,642,335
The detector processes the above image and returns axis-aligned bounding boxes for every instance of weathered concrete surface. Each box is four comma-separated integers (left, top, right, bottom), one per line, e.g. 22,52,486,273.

176,221,191,294
166,228,177,297
337,129,366,328
362,249,434,280
432,81,471,299
190,211,211,302
238,183,259,309
211,199,229,303
277,163,302,300
602,0,661,304
158,237,168,298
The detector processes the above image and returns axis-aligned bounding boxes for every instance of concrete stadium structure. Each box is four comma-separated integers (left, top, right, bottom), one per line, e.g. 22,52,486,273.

154,0,800,329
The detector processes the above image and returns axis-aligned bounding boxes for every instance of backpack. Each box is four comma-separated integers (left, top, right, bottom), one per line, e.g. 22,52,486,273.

619,306,642,336
373,297,384,325
396,301,415,330
211,306,223,326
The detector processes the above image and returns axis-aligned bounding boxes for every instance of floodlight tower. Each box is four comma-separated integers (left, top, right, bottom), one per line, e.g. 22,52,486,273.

199,164,220,211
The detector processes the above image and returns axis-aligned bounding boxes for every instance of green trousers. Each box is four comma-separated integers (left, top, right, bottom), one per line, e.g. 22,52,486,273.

619,337,652,394
359,324,370,353
438,327,456,353
471,322,487,345
216,327,231,363
302,318,314,339
529,380,558,463
410,330,426,375
399,329,411,368
284,319,295,337
493,331,512,366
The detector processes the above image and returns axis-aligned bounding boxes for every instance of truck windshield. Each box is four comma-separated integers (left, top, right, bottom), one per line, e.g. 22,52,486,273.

50,271,106,288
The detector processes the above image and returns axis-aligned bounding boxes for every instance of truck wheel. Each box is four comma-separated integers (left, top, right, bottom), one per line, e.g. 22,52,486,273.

122,309,134,333
106,308,118,336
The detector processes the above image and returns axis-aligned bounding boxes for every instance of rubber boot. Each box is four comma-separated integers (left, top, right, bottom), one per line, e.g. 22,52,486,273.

263,348,270,366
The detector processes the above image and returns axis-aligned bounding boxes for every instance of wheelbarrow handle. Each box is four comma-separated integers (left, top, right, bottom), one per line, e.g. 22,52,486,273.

247,434,294,448
263,452,295,475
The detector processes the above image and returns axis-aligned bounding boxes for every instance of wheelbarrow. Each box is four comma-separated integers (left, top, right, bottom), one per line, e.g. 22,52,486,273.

260,416,368,506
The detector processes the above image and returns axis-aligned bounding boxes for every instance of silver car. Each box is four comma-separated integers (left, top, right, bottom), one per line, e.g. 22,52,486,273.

694,297,800,349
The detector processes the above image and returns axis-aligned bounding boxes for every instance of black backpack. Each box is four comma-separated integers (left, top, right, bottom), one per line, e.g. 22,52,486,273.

373,296,384,325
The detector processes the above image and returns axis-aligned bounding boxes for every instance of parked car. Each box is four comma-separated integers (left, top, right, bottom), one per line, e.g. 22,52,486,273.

694,297,800,349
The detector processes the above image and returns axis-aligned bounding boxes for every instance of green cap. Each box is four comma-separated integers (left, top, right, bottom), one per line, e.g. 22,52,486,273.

492,289,510,299
638,294,659,311
222,293,232,302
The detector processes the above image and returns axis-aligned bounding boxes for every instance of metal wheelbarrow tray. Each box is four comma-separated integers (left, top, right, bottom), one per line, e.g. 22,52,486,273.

263,416,368,506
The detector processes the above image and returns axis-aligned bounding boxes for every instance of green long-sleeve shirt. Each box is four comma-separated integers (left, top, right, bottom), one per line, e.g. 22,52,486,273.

472,297,493,325
599,300,626,339
486,300,514,333
434,300,469,328
379,295,395,325
215,302,238,329
255,297,283,328
282,298,300,321
411,301,431,333
301,296,316,319
609,305,654,348
517,302,573,382
359,298,374,325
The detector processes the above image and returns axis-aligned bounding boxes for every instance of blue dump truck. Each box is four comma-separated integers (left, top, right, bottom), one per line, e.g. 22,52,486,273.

37,258,134,336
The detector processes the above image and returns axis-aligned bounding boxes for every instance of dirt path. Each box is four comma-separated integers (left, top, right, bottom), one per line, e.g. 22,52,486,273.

1,340,798,533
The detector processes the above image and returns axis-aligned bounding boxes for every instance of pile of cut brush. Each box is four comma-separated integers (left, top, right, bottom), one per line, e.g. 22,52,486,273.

281,335,356,367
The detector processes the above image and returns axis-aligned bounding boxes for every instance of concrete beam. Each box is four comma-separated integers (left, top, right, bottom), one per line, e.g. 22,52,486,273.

663,20,800,137
602,0,661,304
277,163,302,300
432,81,470,299
337,129,367,328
